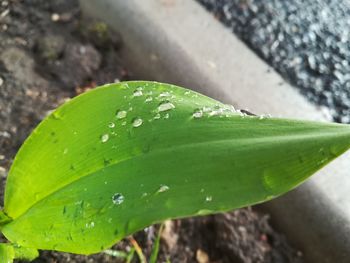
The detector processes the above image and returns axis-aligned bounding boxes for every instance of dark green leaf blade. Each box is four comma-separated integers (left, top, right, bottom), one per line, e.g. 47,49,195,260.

1,81,350,254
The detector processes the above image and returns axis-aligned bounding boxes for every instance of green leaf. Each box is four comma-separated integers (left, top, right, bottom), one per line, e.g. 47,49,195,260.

1,81,350,255
0,243,38,262
0,244,15,263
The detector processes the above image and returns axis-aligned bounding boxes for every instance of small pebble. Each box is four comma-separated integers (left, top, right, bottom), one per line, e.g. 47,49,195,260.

196,249,210,263
0,166,7,178
51,13,60,22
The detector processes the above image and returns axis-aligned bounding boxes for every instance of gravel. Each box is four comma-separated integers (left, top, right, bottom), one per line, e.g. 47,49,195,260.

197,0,350,123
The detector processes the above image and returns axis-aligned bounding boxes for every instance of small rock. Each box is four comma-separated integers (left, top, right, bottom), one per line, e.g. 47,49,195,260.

196,249,210,263
52,43,101,88
51,13,60,22
0,47,48,87
0,166,7,178
36,34,65,61
0,131,10,138
161,220,178,251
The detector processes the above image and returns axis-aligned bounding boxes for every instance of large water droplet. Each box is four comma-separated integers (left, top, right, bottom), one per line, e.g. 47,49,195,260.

133,87,143,97
101,134,109,143
132,117,143,128
157,184,170,193
116,110,127,119
112,193,125,205
193,109,203,118
158,101,175,112
159,92,171,98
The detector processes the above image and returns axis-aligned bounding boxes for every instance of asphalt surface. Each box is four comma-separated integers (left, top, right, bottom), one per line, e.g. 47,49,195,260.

198,0,350,123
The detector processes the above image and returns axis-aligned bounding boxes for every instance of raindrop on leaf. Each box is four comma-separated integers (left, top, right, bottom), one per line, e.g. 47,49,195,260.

158,101,175,112
116,110,127,119
132,117,143,128
101,134,109,143
157,185,170,193
205,196,212,202
112,193,125,205
193,109,203,119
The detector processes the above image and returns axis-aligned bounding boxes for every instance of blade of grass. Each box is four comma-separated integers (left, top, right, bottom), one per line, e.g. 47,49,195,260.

150,223,165,263
126,247,136,263
129,236,147,263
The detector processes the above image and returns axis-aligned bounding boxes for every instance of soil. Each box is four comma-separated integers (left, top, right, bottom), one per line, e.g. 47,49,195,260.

0,0,303,262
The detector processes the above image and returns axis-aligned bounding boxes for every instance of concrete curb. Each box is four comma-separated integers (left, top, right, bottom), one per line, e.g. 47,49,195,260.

80,1,350,262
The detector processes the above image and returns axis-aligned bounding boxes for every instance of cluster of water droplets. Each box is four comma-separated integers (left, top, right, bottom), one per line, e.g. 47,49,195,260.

94,85,276,216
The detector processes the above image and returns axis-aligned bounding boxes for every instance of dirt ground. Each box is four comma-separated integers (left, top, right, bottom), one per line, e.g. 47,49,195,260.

0,0,304,262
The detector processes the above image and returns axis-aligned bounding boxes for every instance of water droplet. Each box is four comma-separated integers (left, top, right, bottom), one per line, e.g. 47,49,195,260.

132,117,143,128
202,107,212,113
200,188,205,193
184,91,191,95
122,121,127,126
141,192,148,198
158,101,175,112
154,113,161,120
159,92,171,98
145,96,153,102
133,88,143,97
112,193,125,205
164,113,170,119
86,221,95,228
63,148,68,154
209,107,224,116
116,110,127,119
157,184,170,193
108,122,115,128
101,134,109,143
193,109,203,118
205,196,212,202
128,107,133,111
